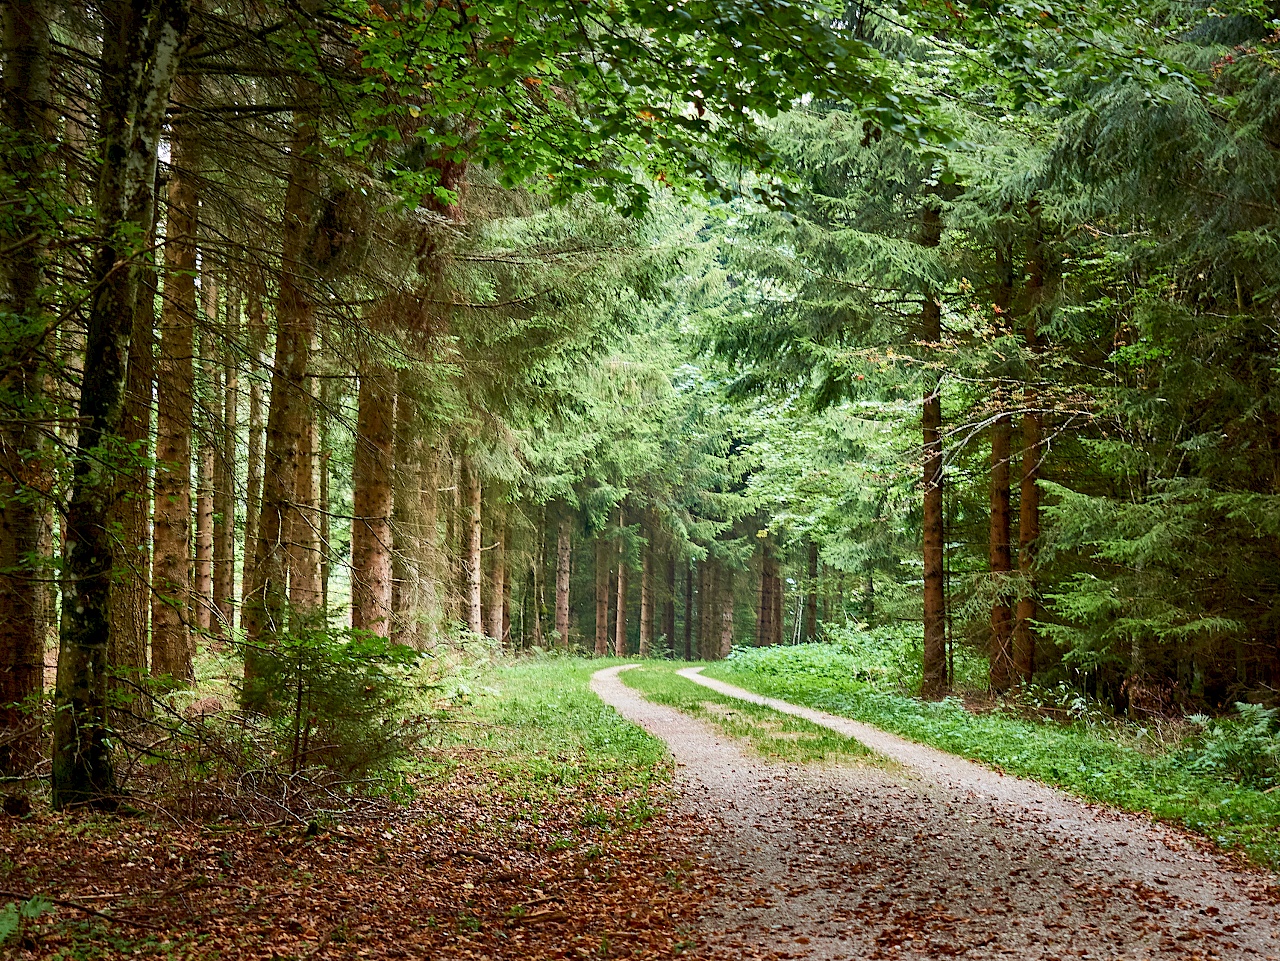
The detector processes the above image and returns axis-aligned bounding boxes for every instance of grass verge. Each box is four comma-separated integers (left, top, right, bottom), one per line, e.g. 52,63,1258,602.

704,648,1280,872
617,663,878,766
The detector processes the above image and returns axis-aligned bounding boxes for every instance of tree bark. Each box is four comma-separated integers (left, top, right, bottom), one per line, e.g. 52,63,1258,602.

555,514,571,648
989,245,1015,692
804,539,818,641
194,283,217,636
243,71,320,698
663,552,676,652
594,535,610,656
919,204,948,699
213,287,237,638
683,561,693,660
53,0,189,808
288,364,321,617
0,0,55,772
488,507,506,646
461,454,484,635
718,567,735,659
638,534,653,657
352,367,395,636
240,282,266,630
151,62,199,684
614,511,628,656
1015,217,1046,683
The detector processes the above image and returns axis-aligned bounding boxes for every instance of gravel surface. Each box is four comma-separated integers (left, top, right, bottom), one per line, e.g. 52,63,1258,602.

590,665,1280,961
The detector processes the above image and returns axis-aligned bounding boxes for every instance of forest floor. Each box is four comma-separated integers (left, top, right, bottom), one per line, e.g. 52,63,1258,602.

593,665,1280,961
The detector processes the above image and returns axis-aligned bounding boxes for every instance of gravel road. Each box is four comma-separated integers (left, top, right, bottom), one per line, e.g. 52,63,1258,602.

590,665,1280,960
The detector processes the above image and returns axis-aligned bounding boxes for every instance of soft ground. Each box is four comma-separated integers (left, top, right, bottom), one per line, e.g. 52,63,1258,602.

592,665,1280,961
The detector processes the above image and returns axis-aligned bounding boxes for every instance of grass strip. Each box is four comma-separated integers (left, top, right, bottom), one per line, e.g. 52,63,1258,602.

703,657,1280,872
619,663,878,766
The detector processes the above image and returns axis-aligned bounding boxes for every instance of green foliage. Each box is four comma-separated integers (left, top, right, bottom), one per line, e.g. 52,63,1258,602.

705,646,1280,870
1185,703,1280,789
248,627,428,777
0,896,52,948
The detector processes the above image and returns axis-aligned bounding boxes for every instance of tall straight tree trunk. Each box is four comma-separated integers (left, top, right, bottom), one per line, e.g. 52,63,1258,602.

1015,218,1046,683
194,285,217,636
919,204,948,698
803,540,818,641
53,0,189,808
0,0,55,771
151,63,199,684
718,568,735,658
212,288,237,638
614,512,628,656
638,534,653,657
462,454,483,635
243,70,319,697
240,283,266,627
663,553,676,651
772,564,784,647
555,515,571,648
756,546,771,646
683,561,693,660
488,508,506,645
700,560,718,660
288,364,321,616
318,378,330,611
351,367,395,636
594,535,610,656
989,245,1015,692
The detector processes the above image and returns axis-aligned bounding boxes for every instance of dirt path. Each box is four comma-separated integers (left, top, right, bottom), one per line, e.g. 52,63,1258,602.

590,665,1280,960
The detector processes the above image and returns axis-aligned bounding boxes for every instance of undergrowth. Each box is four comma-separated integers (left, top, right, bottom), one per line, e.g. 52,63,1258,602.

706,635,1280,871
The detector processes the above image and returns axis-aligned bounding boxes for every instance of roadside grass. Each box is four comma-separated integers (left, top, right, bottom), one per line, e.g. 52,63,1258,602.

420,656,672,825
617,663,879,766
704,643,1280,872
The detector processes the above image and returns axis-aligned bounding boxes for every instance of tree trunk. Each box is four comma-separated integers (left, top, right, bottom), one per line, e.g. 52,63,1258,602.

663,553,676,652
240,283,266,631
288,368,321,617
194,290,217,636
488,508,506,645
594,535,610,656
772,563,784,647
318,377,330,612
683,561,693,660
638,534,653,657
804,539,818,641
614,515,628,656
718,567,735,659
213,288,237,639
150,63,199,684
756,545,772,646
243,77,319,697
989,245,1015,692
1015,219,1046,683
352,367,395,637
700,560,718,660
461,454,483,635
555,515,571,648
919,204,948,699
0,0,55,771
52,0,189,808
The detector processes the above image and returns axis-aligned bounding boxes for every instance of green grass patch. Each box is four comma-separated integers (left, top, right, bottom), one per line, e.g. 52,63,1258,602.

423,656,671,810
618,663,878,766
705,642,1280,871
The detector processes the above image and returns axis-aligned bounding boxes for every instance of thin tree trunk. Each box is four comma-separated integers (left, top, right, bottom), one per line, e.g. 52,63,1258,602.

772,564,784,647
53,0,189,808
804,539,818,641
594,535,610,656
718,567,735,659
150,61,199,684
488,506,506,645
318,378,330,612
700,560,718,660
213,287,237,638
194,277,217,636
288,361,321,617
920,204,948,698
756,545,771,646
989,246,1015,692
243,70,319,698
663,552,676,652
555,515,571,648
240,283,266,629
0,0,55,771
614,512,628,656
352,367,395,636
462,454,483,635
1015,218,1046,683
639,533,653,658
683,561,693,661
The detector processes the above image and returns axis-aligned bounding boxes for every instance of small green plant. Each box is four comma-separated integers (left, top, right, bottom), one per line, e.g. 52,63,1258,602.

0,896,52,948
1185,703,1280,789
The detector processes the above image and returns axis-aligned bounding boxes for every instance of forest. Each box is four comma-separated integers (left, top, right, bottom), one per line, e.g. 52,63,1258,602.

3,1,1280,959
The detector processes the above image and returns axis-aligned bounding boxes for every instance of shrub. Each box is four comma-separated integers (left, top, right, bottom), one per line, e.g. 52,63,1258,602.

1184,702,1280,789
